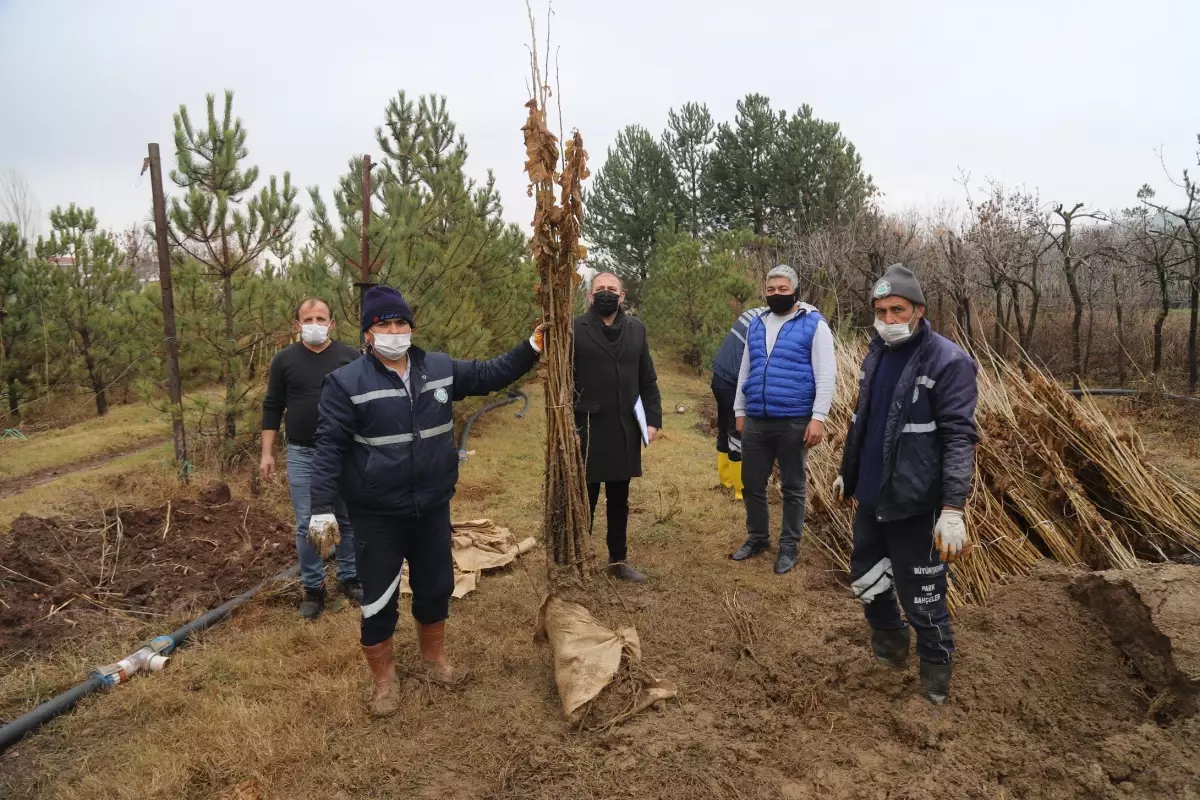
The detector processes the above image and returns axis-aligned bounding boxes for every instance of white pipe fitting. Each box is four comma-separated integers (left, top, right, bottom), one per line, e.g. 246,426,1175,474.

94,646,170,688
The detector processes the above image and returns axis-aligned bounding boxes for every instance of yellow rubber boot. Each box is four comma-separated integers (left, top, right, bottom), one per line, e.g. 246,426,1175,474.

717,452,732,488
730,459,743,501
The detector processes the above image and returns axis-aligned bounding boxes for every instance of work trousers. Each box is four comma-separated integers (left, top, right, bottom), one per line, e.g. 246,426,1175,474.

849,503,955,664
711,376,742,462
742,416,809,547
587,480,631,563
353,503,454,647
286,444,356,590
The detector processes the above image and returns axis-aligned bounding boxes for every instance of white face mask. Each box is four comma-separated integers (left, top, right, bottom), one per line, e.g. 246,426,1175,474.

300,323,329,346
372,332,411,361
874,317,915,346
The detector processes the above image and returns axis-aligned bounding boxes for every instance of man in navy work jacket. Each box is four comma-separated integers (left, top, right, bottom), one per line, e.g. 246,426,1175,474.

710,304,763,501
308,285,545,718
832,263,978,705
732,264,836,575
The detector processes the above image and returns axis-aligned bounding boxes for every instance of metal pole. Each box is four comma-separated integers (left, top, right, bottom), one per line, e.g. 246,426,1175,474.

148,143,189,480
356,154,373,346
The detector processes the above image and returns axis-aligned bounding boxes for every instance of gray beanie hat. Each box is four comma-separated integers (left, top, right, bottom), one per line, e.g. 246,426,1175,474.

871,263,925,307
766,263,799,291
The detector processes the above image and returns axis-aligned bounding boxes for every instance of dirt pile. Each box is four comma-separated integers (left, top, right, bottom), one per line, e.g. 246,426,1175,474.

1071,564,1200,717
0,484,294,656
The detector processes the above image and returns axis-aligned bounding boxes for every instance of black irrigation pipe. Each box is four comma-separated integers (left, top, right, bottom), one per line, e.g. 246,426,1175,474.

0,563,299,755
1067,388,1200,402
458,389,529,462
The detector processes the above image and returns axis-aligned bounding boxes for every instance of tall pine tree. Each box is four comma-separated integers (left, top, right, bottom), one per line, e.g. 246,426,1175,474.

662,102,716,239
706,94,783,236
168,90,299,458
584,124,678,303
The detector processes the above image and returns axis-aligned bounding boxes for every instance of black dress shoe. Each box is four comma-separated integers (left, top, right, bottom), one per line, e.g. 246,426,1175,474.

730,540,768,561
774,543,799,574
607,563,648,583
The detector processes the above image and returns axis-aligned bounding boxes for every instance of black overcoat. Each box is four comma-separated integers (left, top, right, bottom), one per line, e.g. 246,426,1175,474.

572,310,663,483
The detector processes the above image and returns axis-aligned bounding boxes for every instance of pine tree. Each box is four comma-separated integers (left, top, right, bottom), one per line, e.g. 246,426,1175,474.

36,205,140,417
0,223,33,418
662,103,715,239
309,92,534,357
584,124,678,303
706,94,783,236
167,90,299,458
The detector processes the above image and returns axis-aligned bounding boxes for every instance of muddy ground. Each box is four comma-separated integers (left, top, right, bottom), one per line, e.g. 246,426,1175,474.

0,483,294,658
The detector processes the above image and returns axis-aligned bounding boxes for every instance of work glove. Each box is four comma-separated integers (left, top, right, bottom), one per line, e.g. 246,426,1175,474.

530,323,549,353
307,513,341,560
851,558,893,604
831,475,845,502
934,509,967,562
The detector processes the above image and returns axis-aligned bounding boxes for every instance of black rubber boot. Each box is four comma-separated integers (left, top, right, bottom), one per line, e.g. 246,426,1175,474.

774,543,799,574
339,578,364,604
730,539,768,561
299,587,326,620
871,626,911,669
919,659,953,705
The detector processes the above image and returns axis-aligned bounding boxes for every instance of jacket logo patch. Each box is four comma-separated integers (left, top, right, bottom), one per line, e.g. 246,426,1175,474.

434,387,449,404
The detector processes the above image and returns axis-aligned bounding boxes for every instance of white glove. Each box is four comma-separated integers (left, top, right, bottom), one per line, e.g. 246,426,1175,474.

851,558,893,604
307,513,340,559
831,475,845,502
934,509,967,562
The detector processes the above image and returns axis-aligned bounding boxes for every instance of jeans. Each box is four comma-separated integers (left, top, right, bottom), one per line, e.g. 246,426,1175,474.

741,416,809,547
849,503,954,664
287,444,357,590
588,480,631,563
353,503,454,646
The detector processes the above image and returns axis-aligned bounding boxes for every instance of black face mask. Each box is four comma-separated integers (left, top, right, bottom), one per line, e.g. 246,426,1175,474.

766,292,797,315
592,290,620,317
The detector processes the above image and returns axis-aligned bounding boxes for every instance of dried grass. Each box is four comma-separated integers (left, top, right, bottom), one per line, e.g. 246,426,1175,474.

807,338,1200,610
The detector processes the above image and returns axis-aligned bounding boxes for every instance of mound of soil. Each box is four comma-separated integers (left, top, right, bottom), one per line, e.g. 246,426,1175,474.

0,485,294,656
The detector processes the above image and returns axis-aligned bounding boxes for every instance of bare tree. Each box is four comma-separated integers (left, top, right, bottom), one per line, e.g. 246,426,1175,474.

1041,201,1106,388
0,168,41,243
1120,196,1186,375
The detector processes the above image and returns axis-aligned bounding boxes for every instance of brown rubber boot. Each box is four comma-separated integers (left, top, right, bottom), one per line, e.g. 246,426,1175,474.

362,638,402,718
416,620,467,687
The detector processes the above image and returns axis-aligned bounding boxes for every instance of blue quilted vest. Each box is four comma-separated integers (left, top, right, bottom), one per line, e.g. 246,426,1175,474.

744,309,822,418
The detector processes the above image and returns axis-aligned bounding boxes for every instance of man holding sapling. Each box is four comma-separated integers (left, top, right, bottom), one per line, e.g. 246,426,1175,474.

261,297,362,620
308,285,546,718
572,271,663,583
731,264,836,575
833,263,979,705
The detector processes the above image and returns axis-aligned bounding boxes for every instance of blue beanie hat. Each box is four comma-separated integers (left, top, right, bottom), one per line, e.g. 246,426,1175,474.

362,285,414,332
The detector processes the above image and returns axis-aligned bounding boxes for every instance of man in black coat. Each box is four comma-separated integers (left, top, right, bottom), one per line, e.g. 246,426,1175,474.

573,272,663,583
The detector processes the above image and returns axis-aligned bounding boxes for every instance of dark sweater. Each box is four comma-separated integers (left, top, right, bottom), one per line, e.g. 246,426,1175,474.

261,340,361,446
855,327,924,505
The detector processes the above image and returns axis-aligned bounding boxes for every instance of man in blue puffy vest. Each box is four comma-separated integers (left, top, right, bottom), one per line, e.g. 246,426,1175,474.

832,263,978,705
307,285,545,718
731,264,836,575
710,305,764,501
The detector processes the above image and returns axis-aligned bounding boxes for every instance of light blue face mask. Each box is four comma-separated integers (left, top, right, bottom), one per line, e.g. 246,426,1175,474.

874,317,915,346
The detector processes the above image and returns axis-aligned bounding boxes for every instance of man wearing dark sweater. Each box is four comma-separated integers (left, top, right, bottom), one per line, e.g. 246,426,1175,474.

834,264,979,705
261,297,362,619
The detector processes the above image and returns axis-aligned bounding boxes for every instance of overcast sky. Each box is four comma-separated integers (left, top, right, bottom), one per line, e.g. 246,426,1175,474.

2,0,1197,242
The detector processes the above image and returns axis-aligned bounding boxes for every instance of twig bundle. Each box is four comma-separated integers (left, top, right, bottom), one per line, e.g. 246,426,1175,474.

523,19,593,585
807,338,1200,611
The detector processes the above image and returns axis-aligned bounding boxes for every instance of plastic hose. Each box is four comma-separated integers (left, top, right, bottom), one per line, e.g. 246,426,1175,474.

458,389,529,462
0,562,299,754
1067,388,1199,402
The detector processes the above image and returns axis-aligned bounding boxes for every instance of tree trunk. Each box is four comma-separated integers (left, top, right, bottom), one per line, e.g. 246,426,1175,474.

222,270,237,446
6,376,19,421
1083,296,1095,380
992,277,1005,357
1114,273,1126,387
1153,268,1169,375
1065,259,1084,390
1189,266,1198,394
79,327,108,417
